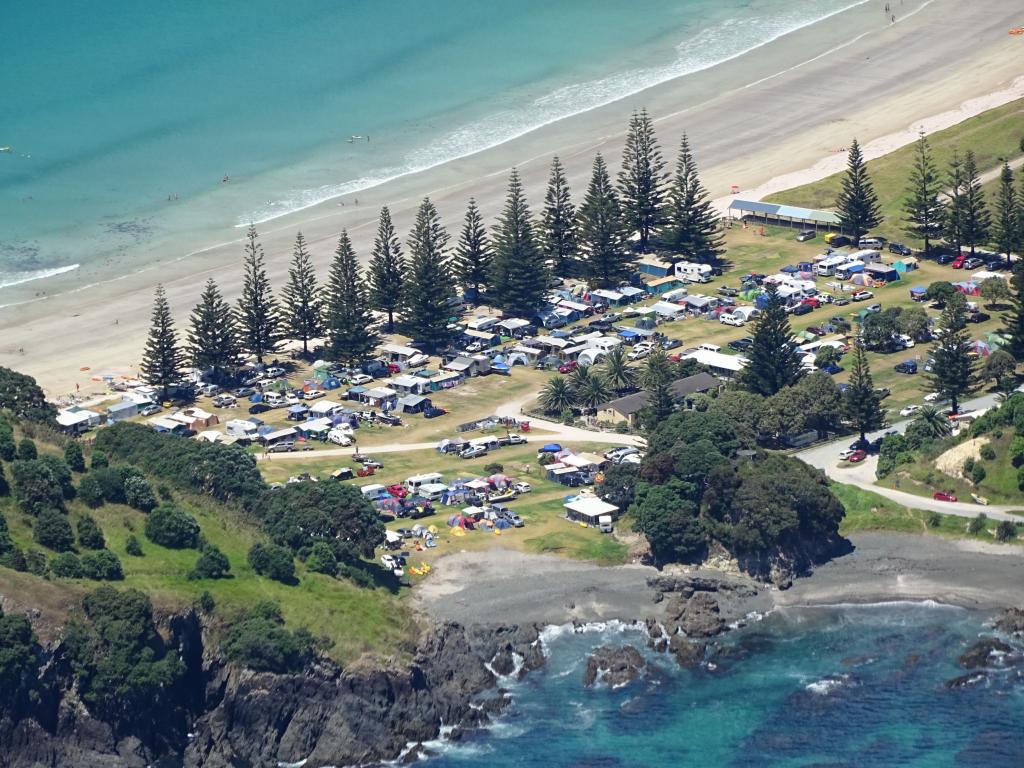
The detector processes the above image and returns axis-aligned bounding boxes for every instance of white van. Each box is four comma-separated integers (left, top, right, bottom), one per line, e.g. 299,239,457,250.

405,472,444,492
719,314,745,327
360,483,386,498
697,343,721,353
263,392,285,407
674,261,713,284
327,428,352,446
858,237,885,249
467,316,499,332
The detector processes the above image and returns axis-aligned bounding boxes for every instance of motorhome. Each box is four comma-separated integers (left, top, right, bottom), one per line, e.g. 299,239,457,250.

404,472,444,492
674,261,713,284
816,254,849,276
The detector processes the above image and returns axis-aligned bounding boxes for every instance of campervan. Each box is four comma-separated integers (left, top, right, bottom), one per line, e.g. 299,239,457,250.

405,472,444,492
674,261,713,284
327,428,352,446
263,392,285,407
816,254,848,277
466,316,499,332
835,261,865,280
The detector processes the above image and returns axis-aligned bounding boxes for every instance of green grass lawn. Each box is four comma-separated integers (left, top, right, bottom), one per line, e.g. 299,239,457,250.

764,98,1024,245
832,482,1022,543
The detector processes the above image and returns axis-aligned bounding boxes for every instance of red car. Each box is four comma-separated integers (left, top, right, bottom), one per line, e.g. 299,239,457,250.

950,256,966,269
806,326,827,337
801,297,821,309
558,361,578,374
387,484,408,499
933,491,958,502
848,450,868,463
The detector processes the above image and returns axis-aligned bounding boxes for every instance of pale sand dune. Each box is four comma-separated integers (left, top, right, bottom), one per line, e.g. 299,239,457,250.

3,0,1024,396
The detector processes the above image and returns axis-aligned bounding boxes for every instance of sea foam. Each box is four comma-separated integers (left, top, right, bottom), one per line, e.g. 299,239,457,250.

0,263,79,290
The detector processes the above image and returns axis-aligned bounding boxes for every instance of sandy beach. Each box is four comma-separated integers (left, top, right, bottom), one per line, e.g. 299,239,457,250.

413,533,1023,627
3,0,1024,397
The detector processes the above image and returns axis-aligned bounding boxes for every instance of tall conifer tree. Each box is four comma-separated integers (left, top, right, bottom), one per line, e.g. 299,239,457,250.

368,206,406,333
235,225,280,363
403,198,454,351
141,285,182,399
1003,264,1024,361
280,232,322,356
843,344,884,443
578,154,631,288
903,135,945,255
489,170,548,317
835,139,882,242
188,279,239,383
324,231,378,365
993,163,1018,268
453,198,492,302
618,109,666,253
661,134,722,264
959,151,991,256
943,151,964,254
741,284,803,396
541,157,578,276
927,296,978,414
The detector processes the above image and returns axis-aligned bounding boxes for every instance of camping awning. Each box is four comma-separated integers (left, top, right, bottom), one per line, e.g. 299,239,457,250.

564,496,619,519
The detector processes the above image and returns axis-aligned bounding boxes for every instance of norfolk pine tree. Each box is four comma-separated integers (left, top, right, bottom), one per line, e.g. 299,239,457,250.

618,109,666,253
489,169,548,317
188,279,239,383
324,231,379,365
993,163,1018,268
927,296,978,414
843,344,884,443
578,154,632,288
661,134,722,264
280,233,322,357
403,198,455,352
903,135,945,255
959,151,991,256
141,285,182,400
236,225,280,363
943,151,964,253
368,206,406,333
741,283,803,396
541,157,578,277
1004,264,1024,361
835,139,882,243
453,198,492,302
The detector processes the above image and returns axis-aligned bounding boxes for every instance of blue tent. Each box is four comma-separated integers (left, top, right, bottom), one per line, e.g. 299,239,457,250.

780,264,800,274
540,443,562,453
323,376,342,389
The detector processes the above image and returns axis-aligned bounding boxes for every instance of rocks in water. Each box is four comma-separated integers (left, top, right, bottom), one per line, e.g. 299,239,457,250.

945,672,988,689
994,607,1024,635
668,635,706,668
583,646,646,688
678,592,726,638
958,638,1013,669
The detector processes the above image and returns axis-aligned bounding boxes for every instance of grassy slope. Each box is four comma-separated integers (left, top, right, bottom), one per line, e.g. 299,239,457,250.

0,448,416,664
832,482,1021,543
764,99,1024,244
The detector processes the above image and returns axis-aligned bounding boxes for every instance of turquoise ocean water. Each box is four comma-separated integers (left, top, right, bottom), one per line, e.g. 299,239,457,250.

0,0,864,290
430,605,1023,767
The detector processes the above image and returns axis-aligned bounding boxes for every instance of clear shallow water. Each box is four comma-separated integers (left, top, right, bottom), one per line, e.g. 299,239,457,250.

1,0,863,287
429,605,1023,767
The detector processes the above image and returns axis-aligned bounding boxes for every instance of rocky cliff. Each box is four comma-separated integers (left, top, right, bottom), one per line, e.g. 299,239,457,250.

0,616,544,768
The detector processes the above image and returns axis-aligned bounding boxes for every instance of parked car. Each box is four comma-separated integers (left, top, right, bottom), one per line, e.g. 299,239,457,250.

302,390,325,400
936,253,956,265
513,481,532,494
359,458,384,469
874,387,891,399
604,446,639,461
932,491,958,503
139,404,162,417
588,319,613,332
848,450,868,463
826,235,852,248
376,413,402,426
423,406,447,419
864,303,882,314
851,290,874,302
717,285,739,297
248,403,272,414
962,257,984,270
728,338,754,352
821,363,844,375
387,484,409,498
888,242,912,256
327,429,352,446
349,373,373,386
923,392,948,403
791,303,813,316
266,442,295,453
265,366,286,378
985,259,1009,272
801,297,821,309
951,255,966,269
719,313,745,327
838,448,856,460
806,326,827,337
559,361,579,374
966,311,991,324
894,360,918,375
502,511,525,528
795,230,816,242
233,386,255,398
628,344,653,361
900,404,922,417
506,433,527,445
212,394,237,408
661,338,682,350
459,445,489,460
832,296,851,306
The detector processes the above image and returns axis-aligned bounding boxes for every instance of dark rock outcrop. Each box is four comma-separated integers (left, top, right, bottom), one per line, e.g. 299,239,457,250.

994,607,1024,635
0,618,544,768
958,638,1013,670
668,635,706,668
583,646,646,688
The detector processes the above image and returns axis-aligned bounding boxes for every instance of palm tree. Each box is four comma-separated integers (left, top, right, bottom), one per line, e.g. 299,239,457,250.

913,405,952,439
600,347,638,393
567,364,594,393
639,348,675,390
575,372,613,410
539,377,576,415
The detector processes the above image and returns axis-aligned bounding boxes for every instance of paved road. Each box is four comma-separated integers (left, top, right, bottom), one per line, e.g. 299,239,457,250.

798,391,1023,522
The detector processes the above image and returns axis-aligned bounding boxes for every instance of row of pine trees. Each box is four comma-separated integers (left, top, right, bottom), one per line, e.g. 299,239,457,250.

836,135,1024,264
142,112,724,390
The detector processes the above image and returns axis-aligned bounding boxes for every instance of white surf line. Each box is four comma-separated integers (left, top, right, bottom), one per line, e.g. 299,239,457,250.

713,72,1024,214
